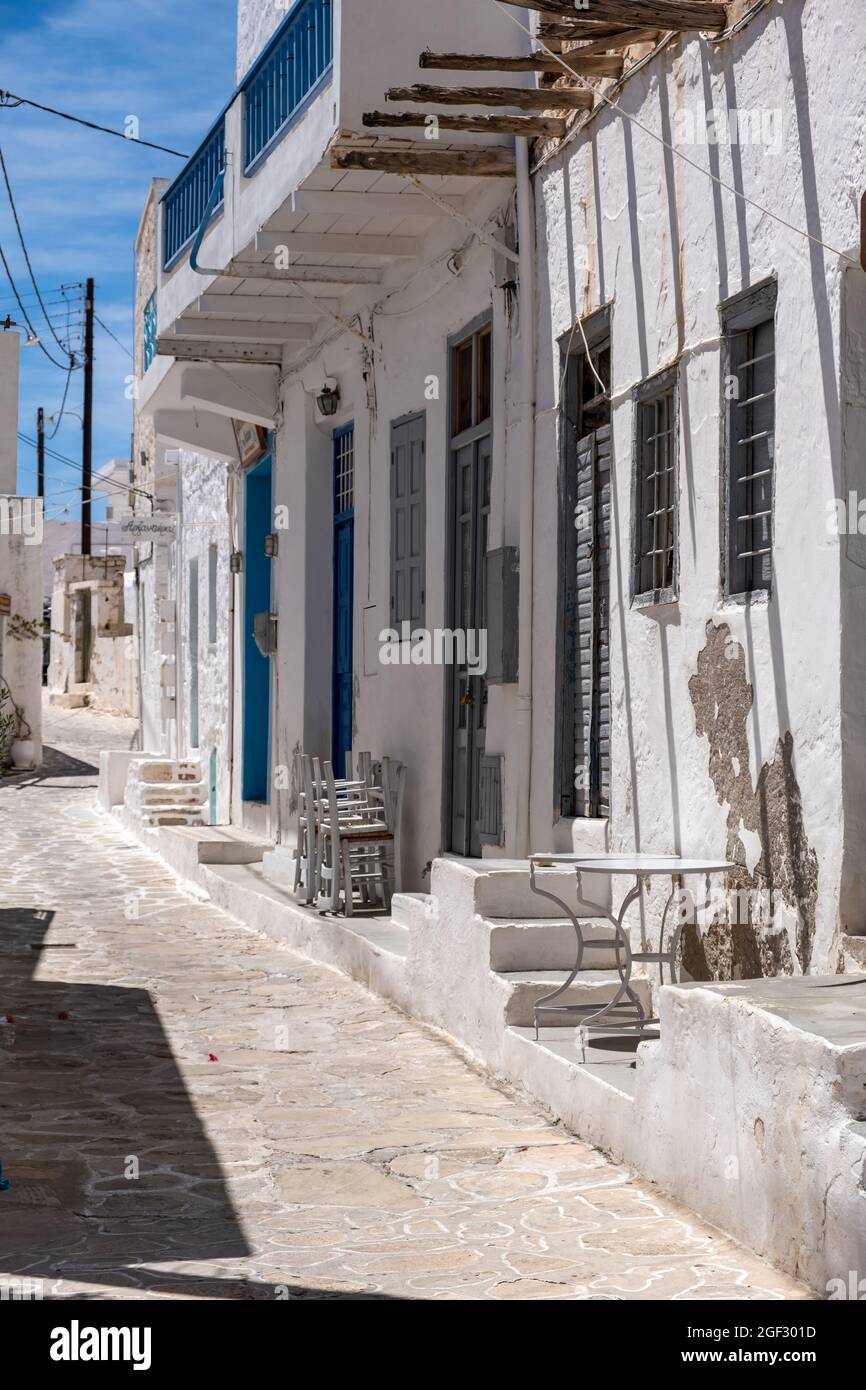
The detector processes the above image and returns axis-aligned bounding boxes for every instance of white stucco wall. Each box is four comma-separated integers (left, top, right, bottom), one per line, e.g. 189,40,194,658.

528,0,864,976
176,450,234,823
0,519,43,763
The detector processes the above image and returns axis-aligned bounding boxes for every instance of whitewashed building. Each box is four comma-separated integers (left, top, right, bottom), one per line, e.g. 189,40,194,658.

115,0,866,1291
0,331,42,769
131,0,866,972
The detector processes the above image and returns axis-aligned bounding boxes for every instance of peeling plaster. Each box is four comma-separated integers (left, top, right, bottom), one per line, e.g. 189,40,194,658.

686,622,819,979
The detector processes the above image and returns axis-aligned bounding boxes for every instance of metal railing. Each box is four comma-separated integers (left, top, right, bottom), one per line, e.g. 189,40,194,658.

142,290,157,372
161,0,333,270
243,0,333,172
162,120,225,270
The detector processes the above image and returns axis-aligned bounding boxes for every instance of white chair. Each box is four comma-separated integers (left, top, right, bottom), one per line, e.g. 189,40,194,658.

316,760,395,916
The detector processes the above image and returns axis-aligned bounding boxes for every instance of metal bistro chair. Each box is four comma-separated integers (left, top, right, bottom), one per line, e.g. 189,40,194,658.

316,759,398,916
292,752,318,905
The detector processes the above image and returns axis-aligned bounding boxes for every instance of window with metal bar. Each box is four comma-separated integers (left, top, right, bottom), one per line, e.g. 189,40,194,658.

722,282,777,597
334,425,354,516
633,365,678,604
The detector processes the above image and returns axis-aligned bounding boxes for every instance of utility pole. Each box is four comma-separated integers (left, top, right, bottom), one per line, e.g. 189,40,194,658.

36,406,44,499
81,276,94,555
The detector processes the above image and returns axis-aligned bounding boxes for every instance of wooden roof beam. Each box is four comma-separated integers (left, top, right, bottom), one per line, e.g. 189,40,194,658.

509,0,729,30
331,147,517,179
363,110,567,138
386,84,594,112
544,27,662,51
419,51,624,77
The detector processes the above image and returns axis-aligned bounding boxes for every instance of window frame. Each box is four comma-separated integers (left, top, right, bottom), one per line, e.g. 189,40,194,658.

720,277,778,602
631,362,680,609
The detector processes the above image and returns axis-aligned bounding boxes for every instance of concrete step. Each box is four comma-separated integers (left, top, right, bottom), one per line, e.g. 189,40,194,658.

171,825,270,865
390,892,432,931
488,916,620,971
431,856,611,921
499,968,653,1027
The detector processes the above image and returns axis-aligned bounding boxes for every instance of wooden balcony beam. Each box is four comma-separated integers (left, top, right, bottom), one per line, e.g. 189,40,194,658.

363,110,567,138
223,260,383,286
419,51,624,77
506,0,729,30
386,84,594,112
331,146,517,179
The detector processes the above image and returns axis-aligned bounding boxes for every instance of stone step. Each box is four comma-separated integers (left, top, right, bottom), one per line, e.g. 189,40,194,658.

499,969,653,1027
430,856,611,921
390,892,432,931
129,783,206,809
488,916,620,972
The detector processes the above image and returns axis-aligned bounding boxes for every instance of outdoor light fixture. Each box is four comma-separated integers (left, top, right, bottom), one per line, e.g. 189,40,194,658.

316,380,340,417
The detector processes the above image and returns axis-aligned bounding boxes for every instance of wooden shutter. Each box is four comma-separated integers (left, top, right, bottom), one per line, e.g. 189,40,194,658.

390,414,426,628
573,425,611,817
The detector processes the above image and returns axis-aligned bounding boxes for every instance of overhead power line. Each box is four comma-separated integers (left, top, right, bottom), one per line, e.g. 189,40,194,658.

94,312,133,359
17,431,154,504
0,145,75,359
0,90,189,159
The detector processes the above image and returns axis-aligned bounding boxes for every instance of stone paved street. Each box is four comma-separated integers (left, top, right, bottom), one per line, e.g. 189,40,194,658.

0,705,811,1301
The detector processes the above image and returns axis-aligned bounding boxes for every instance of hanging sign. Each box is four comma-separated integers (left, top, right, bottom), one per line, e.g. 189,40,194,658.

0,594,10,616
120,515,178,540
232,419,269,470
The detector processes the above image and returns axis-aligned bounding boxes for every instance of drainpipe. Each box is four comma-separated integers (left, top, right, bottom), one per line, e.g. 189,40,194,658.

514,136,536,859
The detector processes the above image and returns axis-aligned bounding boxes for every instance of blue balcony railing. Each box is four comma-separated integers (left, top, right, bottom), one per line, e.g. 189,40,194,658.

142,290,157,372
162,120,225,270
161,0,332,270
244,0,333,172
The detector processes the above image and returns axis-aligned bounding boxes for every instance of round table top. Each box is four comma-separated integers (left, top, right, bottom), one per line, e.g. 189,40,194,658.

530,854,734,875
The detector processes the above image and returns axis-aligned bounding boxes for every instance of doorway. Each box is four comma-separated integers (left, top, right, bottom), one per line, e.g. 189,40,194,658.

332,424,354,779
242,453,272,803
446,320,491,856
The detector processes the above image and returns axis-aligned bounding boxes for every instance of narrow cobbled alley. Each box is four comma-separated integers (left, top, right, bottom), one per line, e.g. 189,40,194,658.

0,706,810,1301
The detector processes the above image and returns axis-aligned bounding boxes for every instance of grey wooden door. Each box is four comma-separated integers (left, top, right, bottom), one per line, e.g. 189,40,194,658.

448,432,491,856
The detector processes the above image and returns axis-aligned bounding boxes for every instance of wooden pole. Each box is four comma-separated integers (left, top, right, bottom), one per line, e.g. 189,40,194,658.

419,51,624,77
36,407,45,500
331,147,517,178
500,0,728,29
386,84,594,111
363,110,567,138
81,276,94,557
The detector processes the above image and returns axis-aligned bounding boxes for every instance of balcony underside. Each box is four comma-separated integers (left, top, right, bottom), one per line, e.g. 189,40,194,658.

157,140,512,369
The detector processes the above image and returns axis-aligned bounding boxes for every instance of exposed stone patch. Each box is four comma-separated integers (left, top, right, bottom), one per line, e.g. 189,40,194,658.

686,622,819,979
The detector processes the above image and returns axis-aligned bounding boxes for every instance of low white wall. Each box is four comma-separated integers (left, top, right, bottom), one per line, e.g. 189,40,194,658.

0,522,43,763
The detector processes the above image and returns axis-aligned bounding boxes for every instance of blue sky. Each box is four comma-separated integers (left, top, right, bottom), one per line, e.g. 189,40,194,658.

0,0,236,522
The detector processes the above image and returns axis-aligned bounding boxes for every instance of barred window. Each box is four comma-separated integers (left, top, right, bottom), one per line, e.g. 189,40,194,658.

722,281,777,597
633,365,678,604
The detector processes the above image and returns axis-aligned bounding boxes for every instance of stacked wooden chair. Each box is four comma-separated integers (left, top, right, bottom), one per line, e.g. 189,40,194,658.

292,750,404,916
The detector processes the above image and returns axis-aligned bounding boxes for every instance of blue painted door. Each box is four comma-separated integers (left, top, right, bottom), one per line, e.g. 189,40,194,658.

332,426,354,778
242,453,272,802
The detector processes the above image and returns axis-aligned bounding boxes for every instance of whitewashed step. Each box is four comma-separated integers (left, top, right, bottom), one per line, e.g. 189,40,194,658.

487,916,620,972
390,892,432,931
500,969,653,1027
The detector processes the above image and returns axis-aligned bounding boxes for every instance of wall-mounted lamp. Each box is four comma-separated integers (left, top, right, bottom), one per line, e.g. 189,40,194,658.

316,379,340,417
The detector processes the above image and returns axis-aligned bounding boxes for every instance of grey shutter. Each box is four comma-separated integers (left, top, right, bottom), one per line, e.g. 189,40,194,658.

573,426,611,817
478,753,504,845
390,414,426,628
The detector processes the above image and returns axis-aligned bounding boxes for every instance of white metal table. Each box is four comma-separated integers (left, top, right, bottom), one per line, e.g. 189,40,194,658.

528,854,734,1046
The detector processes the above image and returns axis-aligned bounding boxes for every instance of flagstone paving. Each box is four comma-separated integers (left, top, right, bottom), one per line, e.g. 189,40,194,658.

0,705,812,1300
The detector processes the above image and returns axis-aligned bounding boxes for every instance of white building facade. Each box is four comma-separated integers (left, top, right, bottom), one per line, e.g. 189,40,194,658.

132,0,866,977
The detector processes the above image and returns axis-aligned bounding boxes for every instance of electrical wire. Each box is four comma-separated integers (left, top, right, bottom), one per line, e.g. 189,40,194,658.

16,432,154,503
0,238,74,369
0,146,76,358
94,312,133,359
0,91,189,158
